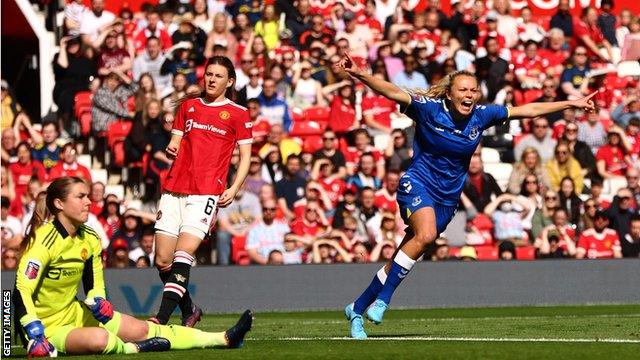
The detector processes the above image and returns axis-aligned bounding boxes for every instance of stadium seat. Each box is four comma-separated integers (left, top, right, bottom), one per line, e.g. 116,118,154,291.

303,106,331,122
90,168,108,185
516,246,536,260
484,163,513,192
449,247,461,258
78,112,92,137
105,184,125,200
231,236,249,265
106,120,133,167
481,147,501,163
474,245,499,261
288,120,327,137
74,91,93,116
303,135,323,153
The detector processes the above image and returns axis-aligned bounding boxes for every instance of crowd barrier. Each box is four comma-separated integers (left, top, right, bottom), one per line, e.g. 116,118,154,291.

2,260,639,315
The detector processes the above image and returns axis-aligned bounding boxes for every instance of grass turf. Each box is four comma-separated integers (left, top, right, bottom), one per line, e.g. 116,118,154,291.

8,305,640,359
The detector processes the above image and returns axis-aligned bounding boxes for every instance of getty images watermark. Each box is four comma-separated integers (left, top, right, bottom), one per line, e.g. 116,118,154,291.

2,290,11,356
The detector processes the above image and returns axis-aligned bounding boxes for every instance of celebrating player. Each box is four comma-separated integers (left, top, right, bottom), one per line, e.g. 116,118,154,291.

151,56,253,326
14,177,252,357
338,53,597,339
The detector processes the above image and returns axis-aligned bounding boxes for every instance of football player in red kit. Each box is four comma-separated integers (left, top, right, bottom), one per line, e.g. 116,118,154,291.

151,56,253,326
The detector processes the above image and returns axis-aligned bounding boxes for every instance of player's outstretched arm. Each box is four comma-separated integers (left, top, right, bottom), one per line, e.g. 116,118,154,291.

509,91,597,119
338,53,411,107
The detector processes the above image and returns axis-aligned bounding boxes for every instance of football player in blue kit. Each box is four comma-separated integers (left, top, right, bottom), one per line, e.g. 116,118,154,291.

338,53,597,339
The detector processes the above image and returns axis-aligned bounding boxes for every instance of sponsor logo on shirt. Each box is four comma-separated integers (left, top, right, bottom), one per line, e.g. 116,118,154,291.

185,119,228,136
25,260,42,280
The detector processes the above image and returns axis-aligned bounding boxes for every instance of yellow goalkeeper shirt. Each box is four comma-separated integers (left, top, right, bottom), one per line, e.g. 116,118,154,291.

15,220,105,329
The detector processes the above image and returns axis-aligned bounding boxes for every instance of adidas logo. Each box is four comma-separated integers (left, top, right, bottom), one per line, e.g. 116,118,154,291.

200,217,208,224
188,107,195,112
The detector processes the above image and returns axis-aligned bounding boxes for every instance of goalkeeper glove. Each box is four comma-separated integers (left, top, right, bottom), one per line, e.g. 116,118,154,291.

85,297,114,324
24,320,57,358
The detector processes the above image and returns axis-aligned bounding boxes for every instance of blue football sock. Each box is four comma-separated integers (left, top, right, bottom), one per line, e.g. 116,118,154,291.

377,250,416,305
353,267,387,315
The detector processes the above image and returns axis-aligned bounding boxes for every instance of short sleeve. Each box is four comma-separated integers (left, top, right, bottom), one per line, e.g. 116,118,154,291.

235,109,253,145
245,226,260,250
480,104,510,129
172,101,187,136
560,68,572,84
401,94,441,123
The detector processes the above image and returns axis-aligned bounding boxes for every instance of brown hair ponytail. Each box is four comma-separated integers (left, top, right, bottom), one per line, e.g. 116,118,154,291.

19,191,49,254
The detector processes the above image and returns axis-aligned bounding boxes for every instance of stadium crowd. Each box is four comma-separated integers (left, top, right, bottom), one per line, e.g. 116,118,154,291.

2,0,640,269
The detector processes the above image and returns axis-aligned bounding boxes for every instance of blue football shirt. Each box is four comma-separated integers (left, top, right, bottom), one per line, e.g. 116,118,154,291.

402,94,509,207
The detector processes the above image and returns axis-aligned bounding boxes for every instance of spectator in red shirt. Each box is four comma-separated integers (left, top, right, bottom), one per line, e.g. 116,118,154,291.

573,7,614,63
576,210,622,259
89,181,105,216
514,40,548,103
361,73,397,134
134,10,172,55
539,28,570,80
299,14,335,50
48,143,92,184
97,31,132,78
312,158,346,209
9,142,46,199
344,128,385,177
374,171,400,214
323,79,357,134
291,199,330,240
596,126,632,179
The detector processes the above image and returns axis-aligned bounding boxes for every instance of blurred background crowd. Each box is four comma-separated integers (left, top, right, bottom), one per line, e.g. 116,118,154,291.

1,0,640,269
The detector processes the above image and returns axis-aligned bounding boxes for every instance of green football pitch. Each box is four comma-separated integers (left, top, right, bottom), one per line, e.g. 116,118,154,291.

9,305,640,359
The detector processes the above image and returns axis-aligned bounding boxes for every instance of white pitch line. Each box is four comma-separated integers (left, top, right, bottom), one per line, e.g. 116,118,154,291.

255,313,640,327
259,336,640,344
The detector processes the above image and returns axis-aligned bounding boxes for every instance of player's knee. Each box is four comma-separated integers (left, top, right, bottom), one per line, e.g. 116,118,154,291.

155,257,172,269
91,329,110,353
413,230,437,249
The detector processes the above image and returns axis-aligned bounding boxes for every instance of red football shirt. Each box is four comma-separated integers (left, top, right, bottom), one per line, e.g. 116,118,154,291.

329,96,356,133
361,94,396,129
164,98,253,195
48,162,92,183
374,189,398,214
320,176,347,208
573,19,606,59
595,145,627,176
9,161,46,197
577,228,621,259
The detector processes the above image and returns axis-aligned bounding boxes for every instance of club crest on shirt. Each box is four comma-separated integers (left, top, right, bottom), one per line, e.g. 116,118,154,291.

81,248,88,261
219,110,230,120
156,210,163,221
469,126,480,140
25,259,42,280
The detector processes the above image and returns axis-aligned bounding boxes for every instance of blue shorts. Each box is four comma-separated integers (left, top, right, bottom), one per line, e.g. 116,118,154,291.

397,174,458,234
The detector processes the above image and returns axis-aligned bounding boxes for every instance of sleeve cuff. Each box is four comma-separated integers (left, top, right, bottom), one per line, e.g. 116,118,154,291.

20,314,39,327
237,138,253,145
171,129,184,136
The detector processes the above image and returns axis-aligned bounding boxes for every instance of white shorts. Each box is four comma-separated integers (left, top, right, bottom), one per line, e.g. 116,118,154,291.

154,193,220,240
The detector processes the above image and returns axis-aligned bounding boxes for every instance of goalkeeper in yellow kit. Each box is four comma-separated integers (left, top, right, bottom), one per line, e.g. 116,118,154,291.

14,177,253,357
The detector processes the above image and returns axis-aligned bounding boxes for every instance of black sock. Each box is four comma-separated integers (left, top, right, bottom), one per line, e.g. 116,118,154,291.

155,251,193,324
158,265,193,317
